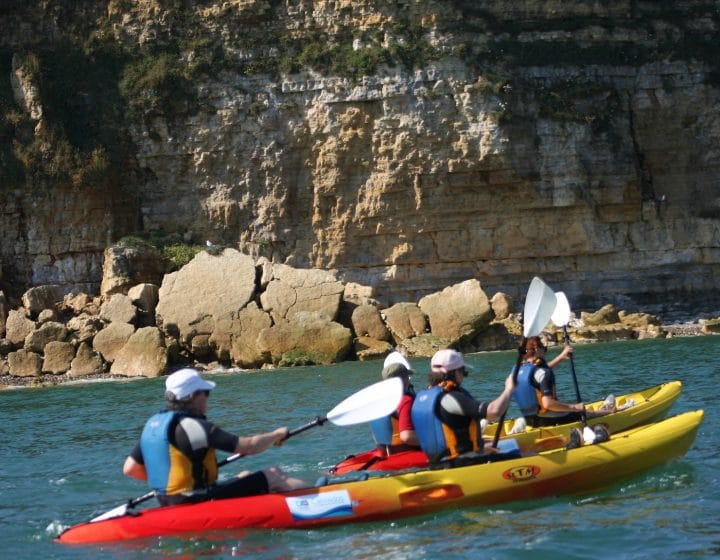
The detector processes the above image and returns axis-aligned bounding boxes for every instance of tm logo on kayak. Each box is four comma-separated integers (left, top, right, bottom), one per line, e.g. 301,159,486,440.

502,465,541,482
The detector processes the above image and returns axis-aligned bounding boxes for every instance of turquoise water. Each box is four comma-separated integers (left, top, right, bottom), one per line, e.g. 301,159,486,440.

2,336,718,559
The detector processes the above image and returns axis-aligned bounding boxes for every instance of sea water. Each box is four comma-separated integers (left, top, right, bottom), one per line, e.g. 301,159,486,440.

2,336,718,559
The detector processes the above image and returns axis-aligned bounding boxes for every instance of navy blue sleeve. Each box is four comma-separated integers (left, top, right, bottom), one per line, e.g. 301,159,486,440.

129,441,144,464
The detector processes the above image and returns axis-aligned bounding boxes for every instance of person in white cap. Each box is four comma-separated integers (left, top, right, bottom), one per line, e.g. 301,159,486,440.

410,349,515,464
123,368,309,505
369,352,419,455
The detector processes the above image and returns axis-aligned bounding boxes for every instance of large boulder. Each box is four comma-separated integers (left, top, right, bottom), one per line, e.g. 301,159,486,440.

93,322,135,363
42,341,75,374
260,264,344,323
257,311,352,365
5,309,36,347
418,279,493,345
381,302,428,343
110,326,168,377
21,285,62,316
99,293,137,324
351,304,390,341
68,342,104,377
100,244,170,297
156,249,256,348
8,349,42,377
210,302,273,368
581,304,621,326
24,321,69,353
490,292,514,320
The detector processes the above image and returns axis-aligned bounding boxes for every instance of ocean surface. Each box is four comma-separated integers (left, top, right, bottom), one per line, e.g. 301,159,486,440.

2,335,718,559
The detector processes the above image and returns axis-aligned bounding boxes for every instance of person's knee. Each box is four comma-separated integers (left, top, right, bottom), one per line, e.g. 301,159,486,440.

262,466,285,489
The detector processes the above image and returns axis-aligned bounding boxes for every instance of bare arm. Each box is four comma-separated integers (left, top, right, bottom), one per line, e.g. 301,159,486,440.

485,372,516,420
540,395,584,413
234,427,289,455
548,345,573,369
123,456,147,481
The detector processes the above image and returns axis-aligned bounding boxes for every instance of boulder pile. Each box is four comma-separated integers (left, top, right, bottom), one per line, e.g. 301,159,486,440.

0,246,692,386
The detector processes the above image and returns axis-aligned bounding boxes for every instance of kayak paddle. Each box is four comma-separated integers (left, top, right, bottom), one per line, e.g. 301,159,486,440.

90,377,403,522
492,276,557,448
551,291,596,444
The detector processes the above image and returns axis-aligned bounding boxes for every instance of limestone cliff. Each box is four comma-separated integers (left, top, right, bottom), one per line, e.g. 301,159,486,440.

1,0,719,319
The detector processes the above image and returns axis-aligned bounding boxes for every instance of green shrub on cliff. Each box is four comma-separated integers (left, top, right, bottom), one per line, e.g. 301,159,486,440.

117,233,203,270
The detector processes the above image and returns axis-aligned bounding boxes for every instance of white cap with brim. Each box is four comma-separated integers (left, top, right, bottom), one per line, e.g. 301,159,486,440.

383,351,412,372
430,349,474,375
165,368,216,400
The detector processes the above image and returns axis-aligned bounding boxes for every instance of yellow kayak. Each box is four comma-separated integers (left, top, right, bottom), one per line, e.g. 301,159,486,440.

488,379,683,452
333,380,682,473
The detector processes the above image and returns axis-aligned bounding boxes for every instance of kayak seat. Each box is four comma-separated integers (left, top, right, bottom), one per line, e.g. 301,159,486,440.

434,439,522,469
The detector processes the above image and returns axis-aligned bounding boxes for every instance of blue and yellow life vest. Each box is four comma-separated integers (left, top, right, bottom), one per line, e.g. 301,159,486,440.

514,362,542,416
411,383,481,462
139,411,218,496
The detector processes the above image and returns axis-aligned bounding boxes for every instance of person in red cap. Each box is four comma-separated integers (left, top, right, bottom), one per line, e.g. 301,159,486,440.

123,368,309,505
410,349,516,464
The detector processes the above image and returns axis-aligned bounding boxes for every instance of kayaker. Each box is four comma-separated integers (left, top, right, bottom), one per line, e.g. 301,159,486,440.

411,349,516,464
513,336,614,427
122,368,310,506
369,352,420,455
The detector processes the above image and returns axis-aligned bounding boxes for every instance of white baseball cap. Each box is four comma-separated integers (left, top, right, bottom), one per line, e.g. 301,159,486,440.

383,351,412,372
431,349,473,375
165,368,216,400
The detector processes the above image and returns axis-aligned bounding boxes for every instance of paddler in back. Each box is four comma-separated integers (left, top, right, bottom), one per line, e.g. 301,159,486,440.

369,352,420,455
123,368,310,505
513,336,615,427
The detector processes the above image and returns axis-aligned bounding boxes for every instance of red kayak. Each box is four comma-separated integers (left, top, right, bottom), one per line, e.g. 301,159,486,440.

331,447,429,474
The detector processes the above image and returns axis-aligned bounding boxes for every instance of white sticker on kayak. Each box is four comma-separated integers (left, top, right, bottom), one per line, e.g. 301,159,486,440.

286,489,353,521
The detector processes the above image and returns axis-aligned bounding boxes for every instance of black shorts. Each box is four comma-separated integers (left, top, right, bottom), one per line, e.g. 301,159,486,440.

158,470,270,506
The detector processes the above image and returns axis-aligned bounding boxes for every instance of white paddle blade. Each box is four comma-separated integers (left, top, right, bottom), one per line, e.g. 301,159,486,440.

91,504,128,523
326,377,403,427
523,277,557,338
551,291,572,328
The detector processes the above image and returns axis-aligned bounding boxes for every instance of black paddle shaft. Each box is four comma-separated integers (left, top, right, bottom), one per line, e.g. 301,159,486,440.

562,326,588,426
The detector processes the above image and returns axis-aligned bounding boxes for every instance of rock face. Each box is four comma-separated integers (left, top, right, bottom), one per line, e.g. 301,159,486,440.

2,2,720,322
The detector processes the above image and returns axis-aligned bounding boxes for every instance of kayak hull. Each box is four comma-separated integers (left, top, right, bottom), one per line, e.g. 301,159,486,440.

332,380,682,474
57,409,702,544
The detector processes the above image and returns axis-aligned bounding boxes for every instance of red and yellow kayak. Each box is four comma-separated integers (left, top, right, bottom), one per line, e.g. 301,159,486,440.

57,408,702,545
332,380,682,474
